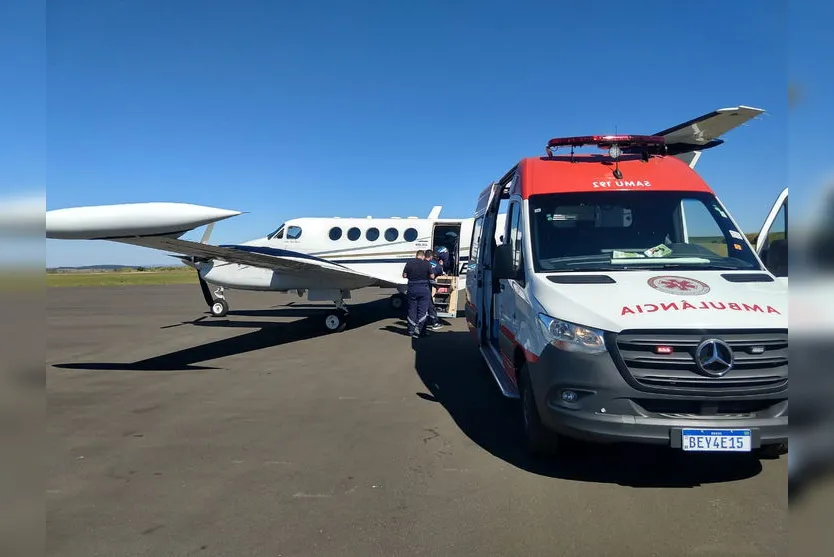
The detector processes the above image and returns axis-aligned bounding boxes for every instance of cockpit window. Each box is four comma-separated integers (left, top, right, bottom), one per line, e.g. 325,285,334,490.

267,224,285,240
286,225,302,240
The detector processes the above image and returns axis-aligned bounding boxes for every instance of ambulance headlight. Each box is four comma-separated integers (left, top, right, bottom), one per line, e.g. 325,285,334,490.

537,314,607,354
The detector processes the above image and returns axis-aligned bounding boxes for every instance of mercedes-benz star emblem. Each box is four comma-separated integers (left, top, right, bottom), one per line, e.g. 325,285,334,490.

695,339,734,377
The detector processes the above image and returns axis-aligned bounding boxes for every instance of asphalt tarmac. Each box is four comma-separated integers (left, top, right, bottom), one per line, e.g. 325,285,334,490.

47,284,787,557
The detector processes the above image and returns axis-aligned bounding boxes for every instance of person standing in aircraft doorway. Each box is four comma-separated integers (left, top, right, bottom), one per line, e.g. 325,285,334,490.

434,245,450,275
402,250,435,338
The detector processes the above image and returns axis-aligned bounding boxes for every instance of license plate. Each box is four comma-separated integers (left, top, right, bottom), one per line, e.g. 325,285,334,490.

681,429,752,452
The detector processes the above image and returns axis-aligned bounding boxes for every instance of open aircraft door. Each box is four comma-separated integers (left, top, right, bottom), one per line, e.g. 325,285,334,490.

755,187,788,285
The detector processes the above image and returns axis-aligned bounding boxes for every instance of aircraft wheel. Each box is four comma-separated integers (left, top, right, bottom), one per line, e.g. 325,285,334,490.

210,298,229,317
390,294,405,311
324,309,348,333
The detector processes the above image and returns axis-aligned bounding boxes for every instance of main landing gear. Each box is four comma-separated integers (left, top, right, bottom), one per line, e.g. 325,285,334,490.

389,293,406,311
324,305,349,333
199,277,229,318
320,293,353,333
208,286,228,317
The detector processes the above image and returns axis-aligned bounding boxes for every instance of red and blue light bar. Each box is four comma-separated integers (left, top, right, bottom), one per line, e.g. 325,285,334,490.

545,134,667,157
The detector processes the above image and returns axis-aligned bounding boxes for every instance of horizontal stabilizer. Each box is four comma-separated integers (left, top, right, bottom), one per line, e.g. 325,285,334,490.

46,202,244,240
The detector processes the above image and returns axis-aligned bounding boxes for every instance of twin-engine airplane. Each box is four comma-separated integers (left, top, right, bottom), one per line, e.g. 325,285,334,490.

46,105,765,332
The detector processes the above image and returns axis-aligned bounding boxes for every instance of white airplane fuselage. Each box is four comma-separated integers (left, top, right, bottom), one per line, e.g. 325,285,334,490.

191,213,504,298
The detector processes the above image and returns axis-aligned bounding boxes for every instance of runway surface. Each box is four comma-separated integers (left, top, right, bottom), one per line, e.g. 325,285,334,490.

47,284,787,557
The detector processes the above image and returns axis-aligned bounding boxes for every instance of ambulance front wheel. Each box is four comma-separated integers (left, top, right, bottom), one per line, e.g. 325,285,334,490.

519,363,562,456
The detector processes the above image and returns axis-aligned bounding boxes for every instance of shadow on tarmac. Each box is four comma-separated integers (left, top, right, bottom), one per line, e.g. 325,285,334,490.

51,298,394,372
408,329,770,488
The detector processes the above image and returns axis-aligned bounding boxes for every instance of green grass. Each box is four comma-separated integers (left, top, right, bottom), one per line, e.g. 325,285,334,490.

46,267,197,287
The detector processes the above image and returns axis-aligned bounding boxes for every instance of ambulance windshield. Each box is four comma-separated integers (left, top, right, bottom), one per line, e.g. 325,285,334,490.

528,191,763,272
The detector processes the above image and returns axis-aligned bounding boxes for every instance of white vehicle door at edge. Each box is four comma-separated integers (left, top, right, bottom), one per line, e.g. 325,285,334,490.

497,200,523,342
755,187,788,285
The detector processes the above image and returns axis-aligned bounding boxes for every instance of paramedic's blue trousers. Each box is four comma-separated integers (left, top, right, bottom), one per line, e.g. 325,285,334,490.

407,283,430,335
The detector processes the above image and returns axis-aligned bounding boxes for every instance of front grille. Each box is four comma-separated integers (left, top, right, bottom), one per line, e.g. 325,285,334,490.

634,398,785,419
608,329,788,396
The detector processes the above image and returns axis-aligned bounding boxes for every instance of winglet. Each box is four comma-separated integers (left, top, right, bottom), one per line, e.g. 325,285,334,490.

428,206,442,219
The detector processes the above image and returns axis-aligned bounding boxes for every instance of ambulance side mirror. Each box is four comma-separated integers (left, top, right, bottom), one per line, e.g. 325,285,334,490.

494,243,515,279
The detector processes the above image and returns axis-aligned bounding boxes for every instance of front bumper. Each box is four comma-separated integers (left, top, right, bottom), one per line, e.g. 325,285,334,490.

529,345,788,447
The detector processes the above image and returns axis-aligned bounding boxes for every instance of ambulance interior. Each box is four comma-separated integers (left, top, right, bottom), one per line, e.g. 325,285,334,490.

431,223,462,276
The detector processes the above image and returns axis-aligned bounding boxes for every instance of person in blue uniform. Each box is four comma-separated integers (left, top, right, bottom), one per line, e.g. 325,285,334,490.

424,250,443,330
435,245,450,275
402,250,435,338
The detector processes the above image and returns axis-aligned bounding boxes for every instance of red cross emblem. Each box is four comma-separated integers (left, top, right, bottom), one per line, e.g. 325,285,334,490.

647,276,710,296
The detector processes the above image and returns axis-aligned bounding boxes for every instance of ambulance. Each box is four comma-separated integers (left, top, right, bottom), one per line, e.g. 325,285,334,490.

464,107,788,457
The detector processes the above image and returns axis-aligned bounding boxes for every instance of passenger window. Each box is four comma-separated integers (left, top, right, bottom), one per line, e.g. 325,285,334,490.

287,226,302,240
366,227,379,241
680,199,730,257
404,228,418,242
347,227,361,241
385,228,399,242
470,217,483,265
329,227,342,241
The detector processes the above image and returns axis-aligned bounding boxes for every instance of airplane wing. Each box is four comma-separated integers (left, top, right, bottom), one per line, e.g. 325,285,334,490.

45,202,399,288
653,105,765,164
116,234,393,286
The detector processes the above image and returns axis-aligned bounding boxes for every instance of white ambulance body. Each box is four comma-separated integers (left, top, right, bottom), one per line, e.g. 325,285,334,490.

464,114,788,457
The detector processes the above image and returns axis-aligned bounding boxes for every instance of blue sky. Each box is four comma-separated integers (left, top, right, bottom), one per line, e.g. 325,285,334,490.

3,1,829,266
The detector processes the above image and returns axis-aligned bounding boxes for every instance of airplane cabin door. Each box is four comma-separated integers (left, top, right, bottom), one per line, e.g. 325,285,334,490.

755,187,788,285
431,222,463,276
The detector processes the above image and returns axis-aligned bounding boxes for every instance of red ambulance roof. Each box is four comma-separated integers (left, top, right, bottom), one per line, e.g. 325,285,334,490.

515,154,715,199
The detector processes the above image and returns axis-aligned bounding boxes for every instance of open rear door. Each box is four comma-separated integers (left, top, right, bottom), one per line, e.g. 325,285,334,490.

755,187,788,283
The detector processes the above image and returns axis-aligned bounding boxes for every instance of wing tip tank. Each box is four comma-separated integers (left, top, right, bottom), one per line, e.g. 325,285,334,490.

46,201,245,240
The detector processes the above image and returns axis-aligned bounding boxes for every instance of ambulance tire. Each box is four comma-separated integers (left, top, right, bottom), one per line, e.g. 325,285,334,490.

518,363,561,457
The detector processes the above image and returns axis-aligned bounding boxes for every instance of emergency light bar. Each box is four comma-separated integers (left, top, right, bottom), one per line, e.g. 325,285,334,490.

545,134,666,157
